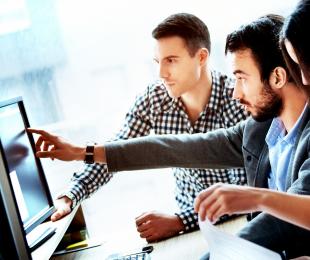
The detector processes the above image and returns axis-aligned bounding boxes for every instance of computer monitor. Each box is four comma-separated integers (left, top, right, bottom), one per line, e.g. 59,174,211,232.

0,97,55,250
0,162,32,260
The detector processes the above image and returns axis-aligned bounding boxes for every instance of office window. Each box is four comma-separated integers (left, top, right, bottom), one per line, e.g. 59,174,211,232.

0,0,31,35
0,0,64,126
0,0,298,131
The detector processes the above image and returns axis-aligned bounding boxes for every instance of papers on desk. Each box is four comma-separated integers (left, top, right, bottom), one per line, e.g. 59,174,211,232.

198,218,281,260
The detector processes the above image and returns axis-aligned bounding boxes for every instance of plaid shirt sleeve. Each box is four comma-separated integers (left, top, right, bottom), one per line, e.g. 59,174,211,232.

62,86,154,208
175,208,199,232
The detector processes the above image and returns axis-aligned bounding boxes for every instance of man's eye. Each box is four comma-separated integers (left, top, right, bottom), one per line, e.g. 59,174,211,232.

167,58,175,63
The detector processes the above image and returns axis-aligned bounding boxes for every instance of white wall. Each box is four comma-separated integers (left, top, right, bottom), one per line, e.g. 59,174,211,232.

52,0,298,140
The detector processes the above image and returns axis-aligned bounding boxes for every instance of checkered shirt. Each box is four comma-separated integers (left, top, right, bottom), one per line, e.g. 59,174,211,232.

65,70,248,232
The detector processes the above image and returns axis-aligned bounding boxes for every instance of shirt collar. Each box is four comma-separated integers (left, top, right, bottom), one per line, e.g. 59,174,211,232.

207,70,224,112
156,70,226,114
152,83,176,112
265,118,286,147
266,103,308,146
285,103,308,144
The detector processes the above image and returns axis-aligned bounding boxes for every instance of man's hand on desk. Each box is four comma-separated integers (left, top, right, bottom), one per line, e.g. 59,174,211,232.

194,183,264,223
135,211,185,243
51,196,72,221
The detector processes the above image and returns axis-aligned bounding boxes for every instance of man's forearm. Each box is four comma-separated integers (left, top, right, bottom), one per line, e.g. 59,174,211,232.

29,123,244,171
103,130,244,173
71,164,112,197
260,190,310,230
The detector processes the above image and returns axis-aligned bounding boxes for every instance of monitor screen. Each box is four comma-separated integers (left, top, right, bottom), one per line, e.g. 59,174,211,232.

0,171,31,260
0,97,54,234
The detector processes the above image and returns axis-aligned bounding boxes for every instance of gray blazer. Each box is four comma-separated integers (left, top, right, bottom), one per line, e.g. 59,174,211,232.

105,106,310,256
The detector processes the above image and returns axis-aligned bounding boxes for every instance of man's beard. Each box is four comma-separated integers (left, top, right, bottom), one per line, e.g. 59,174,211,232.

240,83,283,122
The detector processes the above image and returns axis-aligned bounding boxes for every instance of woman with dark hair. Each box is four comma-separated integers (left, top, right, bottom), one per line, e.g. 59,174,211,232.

281,0,310,89
195,0,310,233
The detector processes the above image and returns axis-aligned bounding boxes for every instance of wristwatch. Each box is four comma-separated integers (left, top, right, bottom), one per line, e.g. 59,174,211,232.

84,143,96,164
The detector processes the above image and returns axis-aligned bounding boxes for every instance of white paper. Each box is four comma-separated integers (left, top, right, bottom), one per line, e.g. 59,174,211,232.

199,218,281,260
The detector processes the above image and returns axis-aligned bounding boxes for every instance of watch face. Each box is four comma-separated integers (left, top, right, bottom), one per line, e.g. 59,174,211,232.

85,145,95,164
84,154,94,164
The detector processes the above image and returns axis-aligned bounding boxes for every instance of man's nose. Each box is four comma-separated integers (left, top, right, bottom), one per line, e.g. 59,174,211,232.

159,64,169,79
232,81,243,100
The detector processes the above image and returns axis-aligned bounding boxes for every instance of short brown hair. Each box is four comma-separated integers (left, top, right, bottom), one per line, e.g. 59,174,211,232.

152,13,211,57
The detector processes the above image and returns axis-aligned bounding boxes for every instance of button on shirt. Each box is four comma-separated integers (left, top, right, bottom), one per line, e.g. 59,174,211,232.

266,105,307,191
64,70,248,232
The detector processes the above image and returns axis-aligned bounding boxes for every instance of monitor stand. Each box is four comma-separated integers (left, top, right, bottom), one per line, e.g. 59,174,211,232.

27,224,56,251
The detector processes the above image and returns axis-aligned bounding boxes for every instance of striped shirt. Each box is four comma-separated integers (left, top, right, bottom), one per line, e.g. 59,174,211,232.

65,70,248,232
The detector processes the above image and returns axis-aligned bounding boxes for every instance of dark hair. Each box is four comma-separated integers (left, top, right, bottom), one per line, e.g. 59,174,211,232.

152,13,211,57
225,14,290,83
281,0,310,87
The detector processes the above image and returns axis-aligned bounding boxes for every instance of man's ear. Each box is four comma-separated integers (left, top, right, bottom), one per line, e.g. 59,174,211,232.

269,67,287,89
198,48,209,65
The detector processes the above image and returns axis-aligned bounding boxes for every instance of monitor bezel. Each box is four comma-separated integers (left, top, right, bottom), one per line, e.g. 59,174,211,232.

0,96,55,234
0,142,32,260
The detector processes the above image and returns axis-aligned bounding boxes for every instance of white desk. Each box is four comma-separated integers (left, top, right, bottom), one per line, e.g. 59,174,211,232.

149,216,247,260
51,216,248,260
31,206,80,260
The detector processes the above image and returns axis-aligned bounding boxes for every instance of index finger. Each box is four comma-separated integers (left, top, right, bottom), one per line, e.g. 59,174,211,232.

194,187,216,213
135,212,150,227
27,128,54,139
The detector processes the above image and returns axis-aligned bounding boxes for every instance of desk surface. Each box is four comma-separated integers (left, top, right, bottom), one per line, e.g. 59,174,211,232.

149,216,247,259
52,216,248,260
31,206,79,260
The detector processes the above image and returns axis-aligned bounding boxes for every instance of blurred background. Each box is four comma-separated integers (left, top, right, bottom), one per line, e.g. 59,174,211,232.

0,0,299,132
0,0,299,245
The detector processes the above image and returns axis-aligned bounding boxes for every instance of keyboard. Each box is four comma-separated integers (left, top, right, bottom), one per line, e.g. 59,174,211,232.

26,224,56,251
107,252,151,260
106,245,153,260
117,252,150,260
